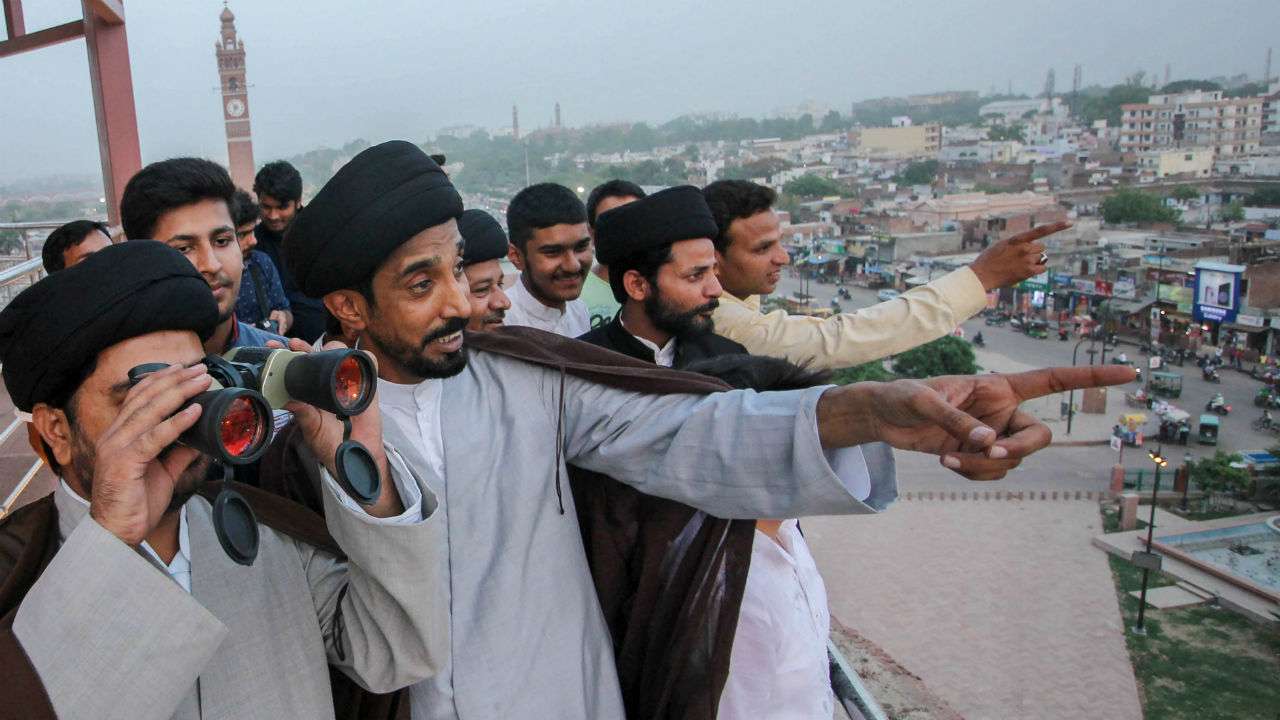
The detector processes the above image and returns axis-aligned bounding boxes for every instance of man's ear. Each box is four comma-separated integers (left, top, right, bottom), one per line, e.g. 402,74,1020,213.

31,403,73,471
324,290,370,333
621,269,651,303
507,243,526,272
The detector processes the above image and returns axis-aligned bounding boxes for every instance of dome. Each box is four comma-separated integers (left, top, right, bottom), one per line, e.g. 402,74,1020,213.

220,6,234,22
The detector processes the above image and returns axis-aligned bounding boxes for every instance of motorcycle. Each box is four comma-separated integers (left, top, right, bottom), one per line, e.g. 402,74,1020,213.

829,299,843,313
973,332,985,348
1252,412,1278,433
1058,328,1069,341
1202,366,1221,383
1206,394,1231,415
837,287,852,300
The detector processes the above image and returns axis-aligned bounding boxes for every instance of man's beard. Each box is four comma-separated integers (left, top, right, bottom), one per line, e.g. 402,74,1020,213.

367,316,469,380
70,429,221,515
645,291,718,339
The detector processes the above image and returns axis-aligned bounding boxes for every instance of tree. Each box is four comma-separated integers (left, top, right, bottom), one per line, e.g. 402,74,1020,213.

783,174,842,198
819,110,845,133
1245,187,1280,207
892,336,977,378
1158,80,1221,94
896,160,939,186
986,124,1025,143
831,361,895,384
1170,185,1200,202
1189,451,1249,510
1218,199,1245,223
1100,187,1181,225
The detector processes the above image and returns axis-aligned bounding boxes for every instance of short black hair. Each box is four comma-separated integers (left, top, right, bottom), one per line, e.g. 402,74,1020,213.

120,158,236,240
506,183,586,250
586,180,646,228
702,180,777,253
683,354,830,392
253,160,303,203
230,189,260,228
609,243,673,304
41,220,110,273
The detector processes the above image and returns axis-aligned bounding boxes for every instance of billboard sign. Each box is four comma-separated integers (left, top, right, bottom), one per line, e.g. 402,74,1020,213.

1193,263,1245,324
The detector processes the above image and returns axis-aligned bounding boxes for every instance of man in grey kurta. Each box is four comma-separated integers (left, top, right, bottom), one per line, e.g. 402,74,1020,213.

286,142,1134,719
0,241,447,720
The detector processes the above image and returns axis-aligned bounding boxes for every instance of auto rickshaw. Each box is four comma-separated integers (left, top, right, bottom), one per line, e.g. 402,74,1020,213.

1198,414,1220,445
984,311,1009,326
1026,319,1049,339
1149,371,1183,398
1115,412,1146,446
1158,408,1191,445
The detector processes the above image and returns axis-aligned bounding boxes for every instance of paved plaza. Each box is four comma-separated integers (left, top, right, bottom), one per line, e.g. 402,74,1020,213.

807,497,1144,720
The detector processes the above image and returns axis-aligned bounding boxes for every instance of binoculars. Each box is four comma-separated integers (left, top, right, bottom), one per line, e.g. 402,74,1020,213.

128,347,380,496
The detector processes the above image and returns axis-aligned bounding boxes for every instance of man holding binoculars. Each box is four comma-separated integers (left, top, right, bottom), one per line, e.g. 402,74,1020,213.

0,242,447,719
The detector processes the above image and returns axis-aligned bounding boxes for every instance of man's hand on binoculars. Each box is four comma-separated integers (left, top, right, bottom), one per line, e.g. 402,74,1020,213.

268,338,402,517
90,364,211,546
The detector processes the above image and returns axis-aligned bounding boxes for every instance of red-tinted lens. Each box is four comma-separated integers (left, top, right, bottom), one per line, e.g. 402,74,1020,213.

333,356,368,412
220,396,266,457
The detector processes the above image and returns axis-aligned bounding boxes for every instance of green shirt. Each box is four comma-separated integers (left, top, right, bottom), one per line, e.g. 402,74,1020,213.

580,270,621,330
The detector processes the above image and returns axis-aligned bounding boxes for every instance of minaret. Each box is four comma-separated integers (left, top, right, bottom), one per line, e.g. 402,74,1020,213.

554,102,562,130
513,104,520,141
215,4,255,190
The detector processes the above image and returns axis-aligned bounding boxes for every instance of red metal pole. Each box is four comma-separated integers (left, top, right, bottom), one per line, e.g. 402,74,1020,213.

81,0,140,227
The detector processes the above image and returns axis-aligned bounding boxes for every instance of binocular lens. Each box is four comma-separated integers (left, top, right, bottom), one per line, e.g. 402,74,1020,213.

220,395,269,458
334,356,368,413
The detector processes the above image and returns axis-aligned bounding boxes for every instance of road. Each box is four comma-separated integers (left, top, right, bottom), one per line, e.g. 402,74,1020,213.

772,268,1279,490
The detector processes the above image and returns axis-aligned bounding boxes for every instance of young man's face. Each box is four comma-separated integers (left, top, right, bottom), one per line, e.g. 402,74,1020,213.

347,219,473,382
258,194,299,234
463,259,511,332
509,223,592,306
236,222,258,259
34,330,217,507
151,198,243,324
715,209,789,298
62,228,112,269
589,195,640,241
641,238,722,337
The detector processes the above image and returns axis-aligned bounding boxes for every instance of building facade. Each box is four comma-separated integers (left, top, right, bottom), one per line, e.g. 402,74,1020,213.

214,6,254,190
1120,89,1264,158
851,124,941,159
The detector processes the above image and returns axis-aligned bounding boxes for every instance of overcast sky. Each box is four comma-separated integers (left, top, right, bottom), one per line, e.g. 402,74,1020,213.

2,0,1278,183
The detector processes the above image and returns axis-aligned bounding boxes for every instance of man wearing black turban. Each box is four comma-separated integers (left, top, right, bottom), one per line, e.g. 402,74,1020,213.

0,242,449,719
284,139,1125,719
458,208,512,332
579,185,747,366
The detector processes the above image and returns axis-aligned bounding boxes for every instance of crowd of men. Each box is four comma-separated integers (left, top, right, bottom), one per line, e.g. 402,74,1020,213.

2,143,1131,720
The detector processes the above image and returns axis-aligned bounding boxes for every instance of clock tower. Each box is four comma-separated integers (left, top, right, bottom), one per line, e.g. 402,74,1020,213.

215,5,255,190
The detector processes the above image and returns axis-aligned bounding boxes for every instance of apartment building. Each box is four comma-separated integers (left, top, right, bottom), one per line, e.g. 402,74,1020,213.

850,123,941,159
1120,89,1264,157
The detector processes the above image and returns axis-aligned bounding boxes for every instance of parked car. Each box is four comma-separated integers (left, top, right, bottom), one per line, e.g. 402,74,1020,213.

876,289,901,302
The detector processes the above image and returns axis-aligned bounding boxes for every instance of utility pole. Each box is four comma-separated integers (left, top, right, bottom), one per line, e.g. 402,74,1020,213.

1132,446,1168,635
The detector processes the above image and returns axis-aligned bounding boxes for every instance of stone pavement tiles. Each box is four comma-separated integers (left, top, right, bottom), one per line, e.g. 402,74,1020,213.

805,498,1143,720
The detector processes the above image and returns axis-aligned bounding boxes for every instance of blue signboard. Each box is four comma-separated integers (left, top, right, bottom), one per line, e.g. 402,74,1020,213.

1192,262,1245,324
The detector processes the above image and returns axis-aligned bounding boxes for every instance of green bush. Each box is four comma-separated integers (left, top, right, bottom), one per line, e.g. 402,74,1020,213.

892,336,977,378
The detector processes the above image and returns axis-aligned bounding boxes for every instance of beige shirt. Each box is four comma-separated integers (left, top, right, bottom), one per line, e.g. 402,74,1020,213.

711,267,988,370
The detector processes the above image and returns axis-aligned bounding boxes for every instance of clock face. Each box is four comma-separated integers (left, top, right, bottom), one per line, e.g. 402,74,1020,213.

226,99,245,118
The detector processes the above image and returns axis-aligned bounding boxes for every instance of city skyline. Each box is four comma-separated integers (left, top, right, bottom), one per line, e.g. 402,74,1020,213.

2,0,1279,183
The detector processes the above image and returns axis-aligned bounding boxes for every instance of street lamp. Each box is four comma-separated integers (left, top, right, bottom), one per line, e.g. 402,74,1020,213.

1133,446,1168,635
1067,336,1095,435
1180,452,1193,512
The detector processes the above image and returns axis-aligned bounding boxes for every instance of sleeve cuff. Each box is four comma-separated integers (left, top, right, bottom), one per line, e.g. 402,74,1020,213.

931,267,989,323
320,443,433,524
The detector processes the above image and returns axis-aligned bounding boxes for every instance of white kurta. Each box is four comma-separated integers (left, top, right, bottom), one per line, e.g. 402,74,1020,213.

504,274,591,337
382,349,897,720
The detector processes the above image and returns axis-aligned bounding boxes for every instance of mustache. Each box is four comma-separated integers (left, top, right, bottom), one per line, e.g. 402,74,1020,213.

551,267,589,281
421,317,468,347
482,309,506,325
691,299,719,315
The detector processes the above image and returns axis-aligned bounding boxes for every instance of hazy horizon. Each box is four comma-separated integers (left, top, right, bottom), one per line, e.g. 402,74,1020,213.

2,0,1278,184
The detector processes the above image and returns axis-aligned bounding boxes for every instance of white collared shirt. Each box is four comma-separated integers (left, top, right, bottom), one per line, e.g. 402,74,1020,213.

375,377,446,485
504,274,591,338
620,320,677,368
718,519,835,720
61,479,193,593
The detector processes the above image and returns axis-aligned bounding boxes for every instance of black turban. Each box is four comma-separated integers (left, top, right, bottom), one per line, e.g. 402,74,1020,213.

284,140,463,297
0,241,219,412
458,209,509,266
593,185,718,268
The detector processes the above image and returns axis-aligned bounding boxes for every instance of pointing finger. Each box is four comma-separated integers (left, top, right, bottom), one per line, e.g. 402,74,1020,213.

1004,365,1136,401
1007,221,1071,244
